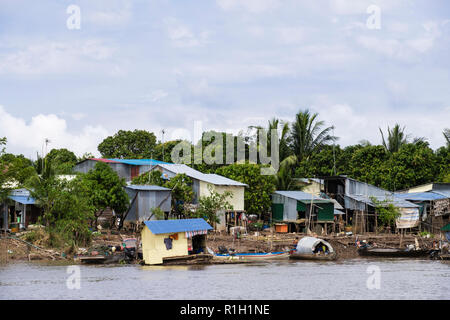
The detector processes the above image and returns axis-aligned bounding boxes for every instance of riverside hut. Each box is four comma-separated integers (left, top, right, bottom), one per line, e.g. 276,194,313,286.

141,218,213,265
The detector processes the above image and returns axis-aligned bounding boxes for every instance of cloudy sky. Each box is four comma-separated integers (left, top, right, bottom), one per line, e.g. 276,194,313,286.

0,0,449,158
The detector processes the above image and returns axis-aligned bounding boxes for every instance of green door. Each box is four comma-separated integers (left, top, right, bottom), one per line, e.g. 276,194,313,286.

272,203,284,221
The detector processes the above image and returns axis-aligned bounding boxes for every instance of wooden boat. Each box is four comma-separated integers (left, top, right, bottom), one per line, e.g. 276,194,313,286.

213,251,290,261
78,253,126,264
290,251,337,261
357,247,430,258
289,236,337,261
162,253,214,265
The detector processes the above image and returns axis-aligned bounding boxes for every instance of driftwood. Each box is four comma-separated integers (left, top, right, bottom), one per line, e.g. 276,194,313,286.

7,236,62,260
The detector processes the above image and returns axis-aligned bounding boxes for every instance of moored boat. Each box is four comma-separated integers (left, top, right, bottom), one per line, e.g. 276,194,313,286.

357,247,430,258
214,251,291,261
289,237,337,261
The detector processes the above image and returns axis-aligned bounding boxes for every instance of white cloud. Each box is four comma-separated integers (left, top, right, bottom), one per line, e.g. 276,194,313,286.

216,0,281,13
165,18,211,48
0,40,116,75
0,105,108,157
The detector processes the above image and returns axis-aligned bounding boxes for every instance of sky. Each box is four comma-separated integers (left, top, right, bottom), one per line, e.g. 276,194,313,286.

0,0,449,158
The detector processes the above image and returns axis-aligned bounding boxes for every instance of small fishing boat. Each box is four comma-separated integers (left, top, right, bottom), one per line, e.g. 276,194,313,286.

357,247,430,258
214,251,291,261
289,237,337,261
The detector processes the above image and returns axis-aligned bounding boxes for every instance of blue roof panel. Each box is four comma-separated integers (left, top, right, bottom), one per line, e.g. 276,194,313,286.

144,218,213,235
126,185,171,191
8,195,36,205
108,159,170,166
394,192,448,201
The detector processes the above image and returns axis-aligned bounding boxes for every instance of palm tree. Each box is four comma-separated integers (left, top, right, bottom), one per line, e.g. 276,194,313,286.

289,109,337,163
380,124,426,153
444,128,450,148
266,118,291,162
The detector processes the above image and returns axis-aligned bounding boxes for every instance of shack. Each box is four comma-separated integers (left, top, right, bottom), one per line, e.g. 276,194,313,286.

74,158,168,182
123,185,172,222
271,191,335,234
141,218,213,265
1,189,40,231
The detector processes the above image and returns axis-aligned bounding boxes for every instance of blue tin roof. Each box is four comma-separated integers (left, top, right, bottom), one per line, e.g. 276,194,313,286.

126,185,171,191
394,192,448,201
8,195,36,205
108,159,170,166
144,218,213,235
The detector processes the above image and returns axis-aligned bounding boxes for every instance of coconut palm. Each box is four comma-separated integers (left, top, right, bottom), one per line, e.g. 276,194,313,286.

289,109,337,163
266,118,291,162
444,128,450,148
380,124,426,153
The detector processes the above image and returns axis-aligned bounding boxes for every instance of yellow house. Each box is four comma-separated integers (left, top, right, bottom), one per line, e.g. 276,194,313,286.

141,218,213,265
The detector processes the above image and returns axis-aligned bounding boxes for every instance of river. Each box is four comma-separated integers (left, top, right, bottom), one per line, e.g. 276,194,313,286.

0,259,449,300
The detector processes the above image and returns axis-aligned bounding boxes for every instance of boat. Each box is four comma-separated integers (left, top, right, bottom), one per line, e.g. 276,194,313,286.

213,251,291,261
357,247,430,258
78,253,126,264
289,237,337,261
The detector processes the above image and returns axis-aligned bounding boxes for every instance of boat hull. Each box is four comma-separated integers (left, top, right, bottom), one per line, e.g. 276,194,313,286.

290,252,337,261
358,248,430,258
214,251,290,261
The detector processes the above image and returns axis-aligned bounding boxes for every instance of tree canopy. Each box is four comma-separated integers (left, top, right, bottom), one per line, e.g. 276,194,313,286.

98,129,157,159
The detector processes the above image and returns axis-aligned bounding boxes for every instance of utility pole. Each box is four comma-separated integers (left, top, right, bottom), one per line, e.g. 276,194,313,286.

161,129,166,162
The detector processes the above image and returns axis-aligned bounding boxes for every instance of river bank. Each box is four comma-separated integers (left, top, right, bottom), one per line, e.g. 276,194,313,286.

1,229,441,264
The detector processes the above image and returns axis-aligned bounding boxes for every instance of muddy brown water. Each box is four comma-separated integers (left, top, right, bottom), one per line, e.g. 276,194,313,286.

0,259,449,300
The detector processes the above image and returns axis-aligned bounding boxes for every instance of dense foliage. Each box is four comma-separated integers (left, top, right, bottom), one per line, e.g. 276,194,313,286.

216,163,276,216
79,162,129,226
98,129,157,159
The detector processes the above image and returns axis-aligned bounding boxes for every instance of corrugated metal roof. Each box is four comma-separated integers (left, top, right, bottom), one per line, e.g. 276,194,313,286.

394,192,448,201
434,190,450,198
157,164,248,187
126,185,171,191
144,218,213,235
8,195,36,205
274,191,331,202
345,194,419,208
108,159,169,166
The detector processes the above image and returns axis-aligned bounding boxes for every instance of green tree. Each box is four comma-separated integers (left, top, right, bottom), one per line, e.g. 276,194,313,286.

371,196,401,232
98,129,157,159
216,163,276,216
154,140,182,162
0,153,37,185
436,146,450,182
380,124,425,154
45,148,77,174
164,174,195,216
383,142,438,191
26,160,95,247
349,145,389,187
79,162,129,227
132,170,165,186
195,185,233,225
0,137,11,202
443,128,450,148
289,109,337,164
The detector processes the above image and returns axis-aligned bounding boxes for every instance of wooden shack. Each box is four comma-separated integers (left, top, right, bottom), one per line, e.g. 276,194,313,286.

141,218,213,265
